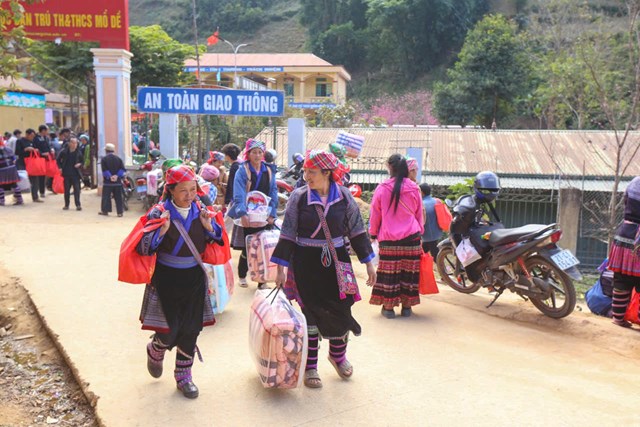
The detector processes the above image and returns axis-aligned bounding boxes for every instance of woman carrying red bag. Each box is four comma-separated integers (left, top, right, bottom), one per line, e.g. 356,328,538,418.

135,165,226,399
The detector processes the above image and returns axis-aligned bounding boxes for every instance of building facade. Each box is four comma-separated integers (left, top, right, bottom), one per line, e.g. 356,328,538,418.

184,53,350,108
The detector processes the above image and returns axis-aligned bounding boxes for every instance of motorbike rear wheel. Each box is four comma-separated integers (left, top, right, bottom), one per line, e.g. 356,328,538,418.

436,246,480,294
525,256,576,319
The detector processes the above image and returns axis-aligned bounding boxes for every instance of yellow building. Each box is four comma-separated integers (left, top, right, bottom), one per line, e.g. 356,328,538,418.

184,53,350,109
45,92,89,132
0,76,47,132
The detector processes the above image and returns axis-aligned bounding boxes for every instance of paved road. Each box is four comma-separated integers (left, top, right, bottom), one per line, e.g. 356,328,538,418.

1,192,639,426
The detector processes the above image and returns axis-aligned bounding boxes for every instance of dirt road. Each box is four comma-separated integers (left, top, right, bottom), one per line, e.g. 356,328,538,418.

1,191,639,426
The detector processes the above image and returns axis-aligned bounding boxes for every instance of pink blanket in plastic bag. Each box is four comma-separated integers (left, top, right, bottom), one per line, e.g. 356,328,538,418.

249,289,308,389
246,229,279,283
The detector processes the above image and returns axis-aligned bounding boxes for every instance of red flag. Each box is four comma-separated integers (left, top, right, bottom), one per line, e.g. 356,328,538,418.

207,30,219,46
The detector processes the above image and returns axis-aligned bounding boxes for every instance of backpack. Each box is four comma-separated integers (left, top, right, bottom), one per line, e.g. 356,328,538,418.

434,198,453,232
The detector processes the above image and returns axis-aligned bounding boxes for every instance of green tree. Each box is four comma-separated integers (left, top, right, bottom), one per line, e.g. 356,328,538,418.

365,0,488,78
434,14,532,127
0,0,36,94
129,25,200,91
28,41,96,129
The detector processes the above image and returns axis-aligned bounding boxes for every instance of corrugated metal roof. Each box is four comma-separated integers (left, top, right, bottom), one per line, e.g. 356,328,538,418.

257,127,640,178
349,173,631,192
0,76,49,95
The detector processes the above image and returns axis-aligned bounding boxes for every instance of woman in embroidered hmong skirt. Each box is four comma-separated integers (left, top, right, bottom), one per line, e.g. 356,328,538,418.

136,165,223,399
369,154,424,318
272,150,376,389
608,176,640,328
0,145,23,206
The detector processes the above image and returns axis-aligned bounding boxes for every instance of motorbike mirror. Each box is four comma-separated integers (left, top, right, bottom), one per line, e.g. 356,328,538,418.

445,198,454,208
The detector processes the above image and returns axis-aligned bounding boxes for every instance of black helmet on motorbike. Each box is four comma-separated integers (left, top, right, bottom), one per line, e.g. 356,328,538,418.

474,171,500,202
292,153,304,165
265,149,277,163
149,149,162,161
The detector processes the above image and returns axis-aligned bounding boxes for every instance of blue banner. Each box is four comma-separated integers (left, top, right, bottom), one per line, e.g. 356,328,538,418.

136,87,285,116
183,66,284,73
0,91,46,109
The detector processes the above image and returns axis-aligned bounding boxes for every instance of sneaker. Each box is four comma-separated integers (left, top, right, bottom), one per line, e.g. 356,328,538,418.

239,278,248,288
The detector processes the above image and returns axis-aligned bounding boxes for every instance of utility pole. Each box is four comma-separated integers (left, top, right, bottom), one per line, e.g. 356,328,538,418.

191,0,203,164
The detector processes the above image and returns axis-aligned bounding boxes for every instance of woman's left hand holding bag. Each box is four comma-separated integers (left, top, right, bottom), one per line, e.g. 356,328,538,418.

159,211,171,235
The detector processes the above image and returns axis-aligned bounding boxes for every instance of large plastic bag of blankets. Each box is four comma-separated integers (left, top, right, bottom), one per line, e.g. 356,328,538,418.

249,287,308,389
246,228,279,283
203,259,235,314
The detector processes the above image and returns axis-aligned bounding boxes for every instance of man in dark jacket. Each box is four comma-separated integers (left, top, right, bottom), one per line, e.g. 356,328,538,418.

33,124,52,198
57,137,83,210
14,129,42,203
99,143,126,216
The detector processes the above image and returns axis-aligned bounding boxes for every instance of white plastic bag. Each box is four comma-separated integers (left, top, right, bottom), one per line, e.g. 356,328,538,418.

17,170,30,192
249,288,308,389
371,240,380,268
455,237,482,267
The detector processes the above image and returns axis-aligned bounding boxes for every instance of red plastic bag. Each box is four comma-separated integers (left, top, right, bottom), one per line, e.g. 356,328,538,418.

435,199,453,232
625,289,640,325
118,215,167,284
419,252,439,295
202,210,232,265
24,151,46,176
52,171,64,194
45,156,58,177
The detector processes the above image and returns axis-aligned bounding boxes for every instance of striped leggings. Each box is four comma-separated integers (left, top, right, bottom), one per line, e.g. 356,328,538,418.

611,272,640,323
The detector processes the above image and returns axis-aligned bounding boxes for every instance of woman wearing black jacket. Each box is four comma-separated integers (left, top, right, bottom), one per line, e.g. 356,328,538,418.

56,137,83,210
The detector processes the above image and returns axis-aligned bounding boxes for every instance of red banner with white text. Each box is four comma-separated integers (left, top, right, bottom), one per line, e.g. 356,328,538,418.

1,0,129,50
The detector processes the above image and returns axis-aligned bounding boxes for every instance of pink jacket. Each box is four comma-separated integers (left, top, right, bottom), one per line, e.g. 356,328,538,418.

369,178,424,242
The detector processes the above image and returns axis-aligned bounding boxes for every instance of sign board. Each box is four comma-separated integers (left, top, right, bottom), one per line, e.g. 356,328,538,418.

0,91,46,109
137,87,285,117
1,0,129,49
184,66,284,73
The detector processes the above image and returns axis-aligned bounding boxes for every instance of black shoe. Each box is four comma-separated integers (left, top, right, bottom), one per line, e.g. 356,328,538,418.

33,199,44,203
98,211,108,216
177,381,199,399
76,206,82,211
62,206,69,210
117,213,123,217
147,357,163,379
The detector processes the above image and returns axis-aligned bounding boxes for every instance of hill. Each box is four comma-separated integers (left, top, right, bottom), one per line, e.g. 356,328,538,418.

128,0,308,54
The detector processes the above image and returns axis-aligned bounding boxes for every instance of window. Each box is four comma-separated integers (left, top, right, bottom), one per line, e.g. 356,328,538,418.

315,78,328,97
284,82,294,97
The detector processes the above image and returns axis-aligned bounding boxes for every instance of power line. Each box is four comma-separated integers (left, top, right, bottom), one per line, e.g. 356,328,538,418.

13,41,87,92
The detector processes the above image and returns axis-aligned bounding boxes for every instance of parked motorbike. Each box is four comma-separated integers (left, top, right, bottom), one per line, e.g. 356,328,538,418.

435,196,581,319
121,174,134,211
275,165,301,216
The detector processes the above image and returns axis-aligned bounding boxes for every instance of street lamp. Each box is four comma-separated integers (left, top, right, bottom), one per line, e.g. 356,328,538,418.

223,40,250,89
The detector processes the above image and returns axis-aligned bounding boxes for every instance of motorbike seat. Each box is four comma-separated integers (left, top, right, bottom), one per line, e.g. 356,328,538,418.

488,224,550,246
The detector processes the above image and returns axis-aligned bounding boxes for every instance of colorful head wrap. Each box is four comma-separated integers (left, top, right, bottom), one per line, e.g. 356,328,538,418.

200,164,220,181
244,139,266,160
406,157,418,172
207,151,225,164
303,150,339,170
162,158,184,175
166,165,197,185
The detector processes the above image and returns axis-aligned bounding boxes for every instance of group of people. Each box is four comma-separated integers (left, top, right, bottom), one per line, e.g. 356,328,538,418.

130,137,457,397
0,125,92,208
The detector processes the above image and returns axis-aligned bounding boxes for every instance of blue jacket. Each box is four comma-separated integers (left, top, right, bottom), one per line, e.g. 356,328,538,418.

422,195,443,242
228,161,278,219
